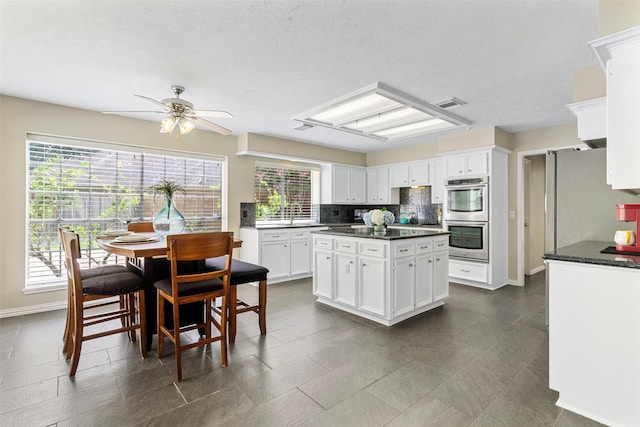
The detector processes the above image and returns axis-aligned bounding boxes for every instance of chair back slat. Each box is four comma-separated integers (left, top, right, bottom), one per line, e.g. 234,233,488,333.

128,221,154,232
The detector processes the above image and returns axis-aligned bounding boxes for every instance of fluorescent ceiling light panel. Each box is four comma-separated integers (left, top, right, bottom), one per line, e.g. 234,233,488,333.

293,82,471,142
343,107,431,133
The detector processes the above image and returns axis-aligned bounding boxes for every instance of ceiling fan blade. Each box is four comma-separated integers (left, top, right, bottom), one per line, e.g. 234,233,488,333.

102,110,166,115
192,110,234,119
193,117,232,135
134,94,170,110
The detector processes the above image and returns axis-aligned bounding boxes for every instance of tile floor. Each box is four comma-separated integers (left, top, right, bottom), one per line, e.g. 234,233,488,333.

0,272,605,426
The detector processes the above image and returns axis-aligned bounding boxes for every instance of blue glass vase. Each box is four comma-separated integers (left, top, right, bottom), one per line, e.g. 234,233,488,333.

153,197,185,236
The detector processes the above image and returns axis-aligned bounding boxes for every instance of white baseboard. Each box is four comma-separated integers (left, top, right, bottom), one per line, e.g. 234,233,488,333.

526,265,546,275
0,300,66,319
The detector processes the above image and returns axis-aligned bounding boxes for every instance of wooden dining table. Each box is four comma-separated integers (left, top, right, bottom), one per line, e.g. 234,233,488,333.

97,232,243,349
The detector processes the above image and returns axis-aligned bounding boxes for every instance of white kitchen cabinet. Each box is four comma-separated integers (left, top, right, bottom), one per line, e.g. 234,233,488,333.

390,161,430,187
429,159,445,203
240,226,326,284
445,152,488,178
590,26,640,191
566,97,607,142
433,250,449,301
322,165,366,204
366,167,390,204
414,254,435,308
358,256,387,317
393,257,415,316
313,249,333,299
261,239,290,281
335,253,358,307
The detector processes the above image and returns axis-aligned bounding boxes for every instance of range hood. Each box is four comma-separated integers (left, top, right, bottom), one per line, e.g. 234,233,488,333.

566,97,607,147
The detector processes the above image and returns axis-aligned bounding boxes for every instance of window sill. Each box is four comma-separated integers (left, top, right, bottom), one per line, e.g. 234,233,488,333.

22,283,67,295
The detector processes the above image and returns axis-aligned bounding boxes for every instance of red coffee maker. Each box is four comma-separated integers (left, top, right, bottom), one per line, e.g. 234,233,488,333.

616,204,640,253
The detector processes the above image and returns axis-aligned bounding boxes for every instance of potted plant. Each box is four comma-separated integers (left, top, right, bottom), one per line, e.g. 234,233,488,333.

150,180,186,236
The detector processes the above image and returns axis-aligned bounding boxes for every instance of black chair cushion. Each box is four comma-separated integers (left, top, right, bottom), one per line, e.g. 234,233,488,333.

80,265,129,279
82,271,144,296
154,278,223,297
204,256,269,285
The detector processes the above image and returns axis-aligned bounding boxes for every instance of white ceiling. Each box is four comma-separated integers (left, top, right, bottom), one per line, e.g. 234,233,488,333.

0,0,600,153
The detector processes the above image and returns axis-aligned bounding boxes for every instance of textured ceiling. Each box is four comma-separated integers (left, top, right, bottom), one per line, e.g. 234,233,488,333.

0,0,600,153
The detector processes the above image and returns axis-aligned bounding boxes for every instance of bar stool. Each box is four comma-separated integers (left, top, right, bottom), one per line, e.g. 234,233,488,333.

205,257,268,343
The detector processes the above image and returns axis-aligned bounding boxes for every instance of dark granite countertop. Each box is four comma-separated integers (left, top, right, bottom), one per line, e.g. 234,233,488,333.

543,240,640,269
313,226,450,240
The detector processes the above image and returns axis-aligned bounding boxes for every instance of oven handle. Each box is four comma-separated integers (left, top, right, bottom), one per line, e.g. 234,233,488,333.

445,183,488,191
446,221,488,227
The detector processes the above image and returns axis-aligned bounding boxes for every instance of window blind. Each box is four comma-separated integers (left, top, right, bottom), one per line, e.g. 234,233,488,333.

27,137,225,288
254,162,319,223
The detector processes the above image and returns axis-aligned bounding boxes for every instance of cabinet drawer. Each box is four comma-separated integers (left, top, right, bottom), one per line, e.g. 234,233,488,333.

449,260,487,282
415,240,433,254
393,242,414,257
290,230,311,240
433,238,448,251
314,236,334,250
359,241,386,258
261,230,290,242
335,239,357,254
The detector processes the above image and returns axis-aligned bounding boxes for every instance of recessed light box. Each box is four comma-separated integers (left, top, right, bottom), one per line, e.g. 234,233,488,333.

292,83,471,141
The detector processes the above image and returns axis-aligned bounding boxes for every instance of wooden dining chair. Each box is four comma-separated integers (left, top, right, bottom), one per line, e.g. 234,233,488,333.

205,257,268,343
59,227,131,356
154,232,234,382
60,228,147,376
128,221,154,233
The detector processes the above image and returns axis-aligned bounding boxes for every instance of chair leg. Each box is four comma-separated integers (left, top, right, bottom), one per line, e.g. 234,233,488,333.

137,290,147,358
220,295,228,367
228,286,237,344
69,299,84,376
157,293,165,358
258,279,267,335
173,301,182,382
128,293,137,343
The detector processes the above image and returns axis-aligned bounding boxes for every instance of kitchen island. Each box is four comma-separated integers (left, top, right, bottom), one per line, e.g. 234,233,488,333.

312,226,450,326
544,241,640,427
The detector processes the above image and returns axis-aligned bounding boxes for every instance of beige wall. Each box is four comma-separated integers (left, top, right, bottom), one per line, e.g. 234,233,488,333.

599,0,640,36
0,95,250,313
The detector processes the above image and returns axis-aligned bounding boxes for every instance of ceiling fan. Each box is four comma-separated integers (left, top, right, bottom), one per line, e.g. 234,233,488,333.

103,85,233,137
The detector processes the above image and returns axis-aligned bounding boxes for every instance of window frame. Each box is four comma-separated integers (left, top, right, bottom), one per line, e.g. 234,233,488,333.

25,133,228,290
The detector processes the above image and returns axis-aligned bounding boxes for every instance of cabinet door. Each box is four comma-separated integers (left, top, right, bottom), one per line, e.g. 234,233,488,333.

393,258,415,316
261,241,290,280
433,251,449,301
313,250,333,298
608,41,640,189
377,168,390,203
466,152,488,176
445,156,466,177
335,253,357,307
290,239,311,276
410,162,430,185
332,166,351,203
358,257,387,317
414,254,434,308
350,167,367,203
430,160,445,204
390,165,409,187
366,169,379,203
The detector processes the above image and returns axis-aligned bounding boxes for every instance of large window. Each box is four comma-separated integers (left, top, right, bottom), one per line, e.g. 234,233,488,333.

27,135,225,288
254,161,320,224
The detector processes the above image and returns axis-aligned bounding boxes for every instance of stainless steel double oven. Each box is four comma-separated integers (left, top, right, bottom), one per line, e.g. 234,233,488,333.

445,176,489,262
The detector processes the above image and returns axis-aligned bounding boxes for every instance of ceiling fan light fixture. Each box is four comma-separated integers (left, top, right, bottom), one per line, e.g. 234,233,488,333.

178,117,195,134
160,116,177,133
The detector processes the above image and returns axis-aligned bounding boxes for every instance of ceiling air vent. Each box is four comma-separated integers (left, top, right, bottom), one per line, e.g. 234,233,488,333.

433,97,466,110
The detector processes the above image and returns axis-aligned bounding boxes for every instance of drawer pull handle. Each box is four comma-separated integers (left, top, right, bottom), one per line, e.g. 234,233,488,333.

409,263,413,267
400,249,408,253
428,260,432,263
437,243,445,247
326,256,331,260
461,269,470,273
343,245,351,248
368,249,378,252
436,258,441,262
272,235,280,238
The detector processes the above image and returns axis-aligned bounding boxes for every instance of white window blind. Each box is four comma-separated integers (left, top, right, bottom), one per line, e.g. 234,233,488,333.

27,136,225,288
254,161,319,223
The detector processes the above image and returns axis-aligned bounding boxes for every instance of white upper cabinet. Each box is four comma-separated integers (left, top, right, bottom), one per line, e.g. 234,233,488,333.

566,97,607,142
445,152,488,178
366,167,390,204
389,161,430,187
322,165,366,204
590,26,640,191
429,159,445,204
